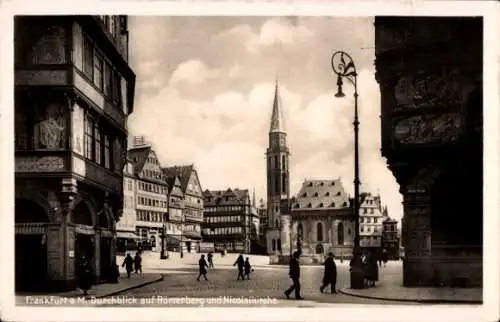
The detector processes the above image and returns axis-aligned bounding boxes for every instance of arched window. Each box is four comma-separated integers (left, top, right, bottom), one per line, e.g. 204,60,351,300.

277,239,282,252
337,222,344,245
317,222,323,241
282,173,286,194
275,219,279,227
282,155,286,169
272,239,276,251
297,223,303,240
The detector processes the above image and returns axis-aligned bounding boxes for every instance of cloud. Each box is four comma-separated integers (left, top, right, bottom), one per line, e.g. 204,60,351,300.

128,16,403,223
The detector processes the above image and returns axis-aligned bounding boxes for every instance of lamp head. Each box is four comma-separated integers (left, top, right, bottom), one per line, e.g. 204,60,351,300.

335,75,345,98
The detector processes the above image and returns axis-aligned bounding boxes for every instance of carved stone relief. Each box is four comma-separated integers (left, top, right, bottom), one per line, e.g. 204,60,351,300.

393,68,476,110
34,101,67,149
28,26,66,65
394,113,463,145
16,156,65,172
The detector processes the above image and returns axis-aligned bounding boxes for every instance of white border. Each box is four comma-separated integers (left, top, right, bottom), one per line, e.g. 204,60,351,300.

1,1,499,322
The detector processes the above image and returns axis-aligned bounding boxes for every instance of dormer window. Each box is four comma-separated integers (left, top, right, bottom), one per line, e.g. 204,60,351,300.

303,192,307,197
325,192,330,196
308,182,313,187
337,192,341,196
314,192,319,197
318,203,324,208
307,203,312,208
331,202,336,207
295,204,300,208
331,181,335,186
320,182,324,186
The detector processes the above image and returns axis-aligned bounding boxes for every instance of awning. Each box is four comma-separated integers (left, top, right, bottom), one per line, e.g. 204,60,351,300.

183,231,202,239
116,231,140,239
166,235,182,244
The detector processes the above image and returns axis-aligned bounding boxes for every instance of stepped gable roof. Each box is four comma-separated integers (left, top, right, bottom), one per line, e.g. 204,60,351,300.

162,165,194,192
127,146,152,175
293,179,351,210
203,188,250,207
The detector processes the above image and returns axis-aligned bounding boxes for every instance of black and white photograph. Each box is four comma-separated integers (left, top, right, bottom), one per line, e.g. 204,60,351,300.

0,1,498,322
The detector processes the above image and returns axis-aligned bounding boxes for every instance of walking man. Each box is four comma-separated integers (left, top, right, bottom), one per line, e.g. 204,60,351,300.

207,252,214,268
320,252,337,294
197,254,209,281
122,253,134,278
284,251,303,300
134,252,142,274
233,253,245,280
244,257,253,280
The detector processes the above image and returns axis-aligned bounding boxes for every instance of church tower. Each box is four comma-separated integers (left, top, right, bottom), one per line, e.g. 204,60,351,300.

265,79,290,254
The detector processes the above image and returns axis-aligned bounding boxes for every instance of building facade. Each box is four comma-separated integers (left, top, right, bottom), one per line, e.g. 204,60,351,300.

163,173,186,254
163,165,204,253
14,15,135,291
265,81,292,255
202,188,256,253
375,17,482,287
115,159,139,253
382,217,400,260
359,192,385,256
291,179,356,261
128,146,169,253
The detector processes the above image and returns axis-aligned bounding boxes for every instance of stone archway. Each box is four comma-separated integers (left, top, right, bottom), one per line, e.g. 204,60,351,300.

15,198,49,291
72,201,95,263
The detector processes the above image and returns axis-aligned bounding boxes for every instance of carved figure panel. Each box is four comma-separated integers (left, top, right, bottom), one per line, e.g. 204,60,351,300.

28,26,66,65
393,68,476,110
15,70,67,86
34,101,67,149
394,113,463,145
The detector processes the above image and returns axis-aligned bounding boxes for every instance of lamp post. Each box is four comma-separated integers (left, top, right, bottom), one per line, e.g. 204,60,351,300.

180,212,184,259
331,51,363,289
160,223,167,259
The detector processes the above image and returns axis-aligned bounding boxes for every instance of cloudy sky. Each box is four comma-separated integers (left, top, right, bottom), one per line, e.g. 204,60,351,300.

127,16,403,222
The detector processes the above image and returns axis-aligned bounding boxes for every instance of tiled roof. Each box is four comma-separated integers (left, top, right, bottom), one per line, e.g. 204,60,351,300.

127,146,151,175
293,179,351,210
163,165,194,192
203,188,250,207
163,172,184,197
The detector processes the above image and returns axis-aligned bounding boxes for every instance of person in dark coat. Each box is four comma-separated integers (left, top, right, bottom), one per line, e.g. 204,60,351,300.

381,249,389,267
122,253,134,278
78,255,93,295
244,257,253,280
320,252,337,294
134,252,142,274
197,254,209,281
233,254,245,280
368,253,379,287
207,252,214,268
284,251,303,300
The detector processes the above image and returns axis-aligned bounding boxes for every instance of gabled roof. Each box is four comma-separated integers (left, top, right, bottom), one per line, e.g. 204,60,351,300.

164,173,184,197
163,164,198,193
203,188,250,207
293,179,350,210
127,146,151,175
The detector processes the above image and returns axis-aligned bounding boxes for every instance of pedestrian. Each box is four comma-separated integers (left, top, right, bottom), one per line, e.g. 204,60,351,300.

320,252,337,294
207,252,214,268
233,254,245,280
244,257,253,280
197,254,209,281
122,253,134,278
284,251,304,300
361,252,370,288
78,255,93,296
134,252,142,274
382,249,389,267
368,253,379,287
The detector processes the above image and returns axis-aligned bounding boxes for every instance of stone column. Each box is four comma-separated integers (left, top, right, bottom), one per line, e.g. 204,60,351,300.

93,229,101,282
402,168,435,287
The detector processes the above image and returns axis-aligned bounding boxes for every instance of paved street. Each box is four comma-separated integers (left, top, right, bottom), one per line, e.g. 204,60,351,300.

110,261,414,307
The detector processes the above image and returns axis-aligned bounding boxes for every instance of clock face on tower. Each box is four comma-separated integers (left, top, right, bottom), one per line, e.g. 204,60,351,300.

279,136,286,146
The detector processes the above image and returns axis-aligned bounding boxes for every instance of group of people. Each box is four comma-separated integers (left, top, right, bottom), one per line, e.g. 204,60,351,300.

121,251,143,278
197,253,253,281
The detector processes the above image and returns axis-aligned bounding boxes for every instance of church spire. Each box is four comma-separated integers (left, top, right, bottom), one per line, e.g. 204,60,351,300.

269,77,286,133
252,188,256,207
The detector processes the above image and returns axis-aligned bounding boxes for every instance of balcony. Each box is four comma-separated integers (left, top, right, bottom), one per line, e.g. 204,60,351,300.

72,154,121,193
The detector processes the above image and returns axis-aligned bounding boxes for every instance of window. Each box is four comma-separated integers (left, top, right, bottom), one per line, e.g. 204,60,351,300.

272,239,276,251
360,217,364,223
370,208,374,214
374,218,378,223
364,208,368,214
337,222,344,245
109,16,116,37
94,123,101,164
84,116,94,159
104,62,112,96
282,173,286,194
282,155,286,169
274,155,278,169
83,36,93,79
316,222,323,241
93,51,103,90
104,135,111,169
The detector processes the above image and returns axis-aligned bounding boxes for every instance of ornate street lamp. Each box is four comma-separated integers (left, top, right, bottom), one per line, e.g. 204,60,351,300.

331,51,363,289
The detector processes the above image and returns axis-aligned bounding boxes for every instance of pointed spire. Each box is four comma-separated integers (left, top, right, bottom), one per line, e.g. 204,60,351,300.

269,77,286,133
252,188,256,207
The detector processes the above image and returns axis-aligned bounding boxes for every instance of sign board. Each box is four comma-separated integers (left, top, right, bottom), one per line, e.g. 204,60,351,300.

199,242,215,253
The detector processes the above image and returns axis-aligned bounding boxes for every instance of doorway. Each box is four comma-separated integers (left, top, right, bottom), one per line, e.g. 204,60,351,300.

15,234,47,292
100,237,112,282
186,241,192,253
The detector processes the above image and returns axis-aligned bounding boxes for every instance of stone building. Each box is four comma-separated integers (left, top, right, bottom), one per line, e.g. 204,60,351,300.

265,81,292,256
163,165,204,253
359,192,386,256
202,188,257,253
291,179,356,261
163,172,185,253
382,217,400,260
14,15,135,291
375,17,482,287
115,159,139,253
128,145,169,253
